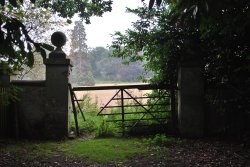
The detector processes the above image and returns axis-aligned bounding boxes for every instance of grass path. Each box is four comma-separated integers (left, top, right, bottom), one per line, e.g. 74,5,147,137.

0,137,147,165
60,138,146,163
0,137,249,167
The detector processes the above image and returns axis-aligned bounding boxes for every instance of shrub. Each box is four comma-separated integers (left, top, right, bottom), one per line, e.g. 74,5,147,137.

70,94,119,137
97,120,118,137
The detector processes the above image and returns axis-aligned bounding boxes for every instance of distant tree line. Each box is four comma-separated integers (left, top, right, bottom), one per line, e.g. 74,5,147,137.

13,20,147,85
69,22,147,86
89,47,147,83
70,45,147,86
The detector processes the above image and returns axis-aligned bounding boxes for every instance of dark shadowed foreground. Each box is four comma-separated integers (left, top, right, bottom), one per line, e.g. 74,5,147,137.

0,138,249,167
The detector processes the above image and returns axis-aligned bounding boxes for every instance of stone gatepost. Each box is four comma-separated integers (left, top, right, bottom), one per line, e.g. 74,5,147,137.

178,48,204,137
44,32,71,139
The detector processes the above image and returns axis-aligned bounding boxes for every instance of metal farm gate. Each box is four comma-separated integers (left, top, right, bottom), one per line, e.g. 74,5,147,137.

69,84,177,136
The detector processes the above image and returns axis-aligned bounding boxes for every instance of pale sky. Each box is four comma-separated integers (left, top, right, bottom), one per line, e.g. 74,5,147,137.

84,0,143,48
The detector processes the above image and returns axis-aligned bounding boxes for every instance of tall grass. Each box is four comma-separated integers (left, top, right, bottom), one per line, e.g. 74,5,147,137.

70,90,171,137
69,94,120,137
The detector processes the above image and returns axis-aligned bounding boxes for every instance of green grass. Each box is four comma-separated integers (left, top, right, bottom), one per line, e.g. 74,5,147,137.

70,111,120,137
1,141,58,160
69,94,121,137
1,138,147,164
69,93,170,137
60,138,146,164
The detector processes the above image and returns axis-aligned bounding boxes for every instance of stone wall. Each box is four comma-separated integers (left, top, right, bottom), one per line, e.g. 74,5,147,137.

0,32,72,140
11,80,46,139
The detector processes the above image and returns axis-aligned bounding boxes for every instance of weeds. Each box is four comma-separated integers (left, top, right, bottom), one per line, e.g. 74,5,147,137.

70,94,119,137
143,134,176,147
70,90,171,137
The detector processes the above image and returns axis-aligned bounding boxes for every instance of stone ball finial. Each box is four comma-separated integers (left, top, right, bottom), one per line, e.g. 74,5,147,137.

51,31,66,48
49,31,67,59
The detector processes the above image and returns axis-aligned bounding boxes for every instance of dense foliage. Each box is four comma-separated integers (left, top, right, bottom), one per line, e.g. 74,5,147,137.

0,0,112,73
111,0,250,136
111,7,179,86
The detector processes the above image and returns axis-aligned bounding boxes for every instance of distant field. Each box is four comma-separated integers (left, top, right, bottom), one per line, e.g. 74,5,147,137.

94,80,140,84
74,83,151,108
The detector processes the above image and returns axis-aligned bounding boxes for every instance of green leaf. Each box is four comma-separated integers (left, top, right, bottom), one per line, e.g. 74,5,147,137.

27,52,34,67
40,43,54,51
30,0,35,3
19,0,23,4
0,0,5,6
149,0,155,9
40,48,47,60
9,0,17,7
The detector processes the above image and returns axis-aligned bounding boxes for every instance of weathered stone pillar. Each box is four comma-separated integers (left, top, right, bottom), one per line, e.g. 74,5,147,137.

44,32,71,139
178,54,204,137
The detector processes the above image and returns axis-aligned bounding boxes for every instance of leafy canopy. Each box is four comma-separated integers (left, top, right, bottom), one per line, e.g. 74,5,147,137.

111,0,250,134
112,0,250,84
0,0,112,73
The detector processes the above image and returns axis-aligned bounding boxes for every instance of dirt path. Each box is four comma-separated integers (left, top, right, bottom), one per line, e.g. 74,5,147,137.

127,139,250,167
1,139,249,167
